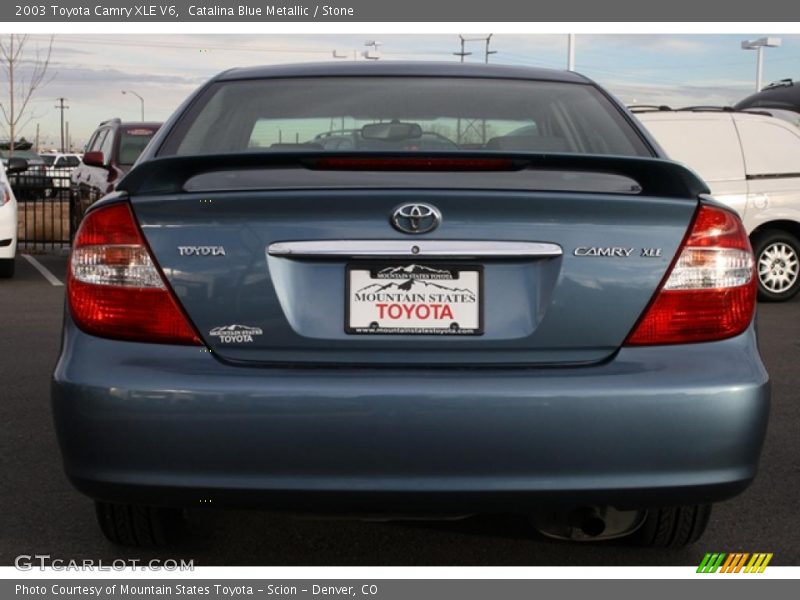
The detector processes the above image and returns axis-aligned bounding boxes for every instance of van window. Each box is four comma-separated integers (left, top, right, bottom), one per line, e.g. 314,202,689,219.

90,129,109,153
640,117,745,182
100,129,115,160
735,119,800,177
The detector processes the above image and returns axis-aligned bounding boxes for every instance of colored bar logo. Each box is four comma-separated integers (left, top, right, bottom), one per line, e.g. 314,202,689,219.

697,552,773,573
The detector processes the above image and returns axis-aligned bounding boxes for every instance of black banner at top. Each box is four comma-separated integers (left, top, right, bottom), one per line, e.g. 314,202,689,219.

2,0,799,22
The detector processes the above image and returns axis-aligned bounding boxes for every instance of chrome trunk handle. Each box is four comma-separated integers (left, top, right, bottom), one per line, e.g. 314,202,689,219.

267,240,562,259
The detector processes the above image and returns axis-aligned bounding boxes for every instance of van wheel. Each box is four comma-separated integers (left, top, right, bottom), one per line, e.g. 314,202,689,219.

632,505,711,548
753,230,800,302
95,501,186,547
0,258,15,278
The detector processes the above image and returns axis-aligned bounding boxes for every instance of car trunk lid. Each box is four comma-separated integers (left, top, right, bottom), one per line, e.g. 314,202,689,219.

121,153,706,366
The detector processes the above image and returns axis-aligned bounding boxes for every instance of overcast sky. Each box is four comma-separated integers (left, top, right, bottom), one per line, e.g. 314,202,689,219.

4,33,800,150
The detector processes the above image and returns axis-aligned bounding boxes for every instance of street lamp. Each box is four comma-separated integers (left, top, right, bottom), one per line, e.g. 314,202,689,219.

567,33,576,71
121,90,145,121
364,40,382,60
741,37,782,92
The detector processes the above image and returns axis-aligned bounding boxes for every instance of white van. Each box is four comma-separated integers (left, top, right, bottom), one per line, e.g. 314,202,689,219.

636,107,800,301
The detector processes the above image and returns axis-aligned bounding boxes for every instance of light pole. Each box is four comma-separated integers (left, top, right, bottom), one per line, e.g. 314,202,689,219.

567,34,576,71
121,90,145,121
741,37,781,92
364,40,382,60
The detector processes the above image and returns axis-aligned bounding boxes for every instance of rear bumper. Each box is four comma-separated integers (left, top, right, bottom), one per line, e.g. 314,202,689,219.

52,320,770,512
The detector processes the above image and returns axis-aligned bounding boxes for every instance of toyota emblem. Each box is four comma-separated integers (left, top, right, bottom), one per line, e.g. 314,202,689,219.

391,203,442,234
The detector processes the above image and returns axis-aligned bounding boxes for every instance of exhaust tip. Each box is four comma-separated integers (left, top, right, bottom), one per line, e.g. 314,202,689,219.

531,506,645,542
570,507,606,538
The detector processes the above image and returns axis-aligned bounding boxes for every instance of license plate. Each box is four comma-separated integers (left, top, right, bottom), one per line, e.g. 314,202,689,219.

346,263,483,335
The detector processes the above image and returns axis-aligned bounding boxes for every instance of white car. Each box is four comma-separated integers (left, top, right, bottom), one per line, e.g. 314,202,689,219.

0,157,28,278
40,152,82,190
635,107,800,301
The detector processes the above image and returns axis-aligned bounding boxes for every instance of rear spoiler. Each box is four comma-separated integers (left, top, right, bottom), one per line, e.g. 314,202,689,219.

117,152,710,199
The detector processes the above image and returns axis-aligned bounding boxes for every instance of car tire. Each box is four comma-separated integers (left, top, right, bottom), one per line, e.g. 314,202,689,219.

632,505,711,548
0,258,15,278
752,229,800,302
94,501,186,547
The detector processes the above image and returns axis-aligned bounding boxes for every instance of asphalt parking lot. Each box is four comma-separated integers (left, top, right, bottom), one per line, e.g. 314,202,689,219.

1,252,798,566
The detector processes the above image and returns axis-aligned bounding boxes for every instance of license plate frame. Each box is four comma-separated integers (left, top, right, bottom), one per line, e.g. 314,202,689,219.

345,262,484,336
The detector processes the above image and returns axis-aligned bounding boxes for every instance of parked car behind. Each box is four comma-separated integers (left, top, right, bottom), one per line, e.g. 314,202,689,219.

0,149,54,201
0,156,29,278
70,119,160,231
635,106,800,301
40,152,83,191
54,62,769,549
735,78,800,114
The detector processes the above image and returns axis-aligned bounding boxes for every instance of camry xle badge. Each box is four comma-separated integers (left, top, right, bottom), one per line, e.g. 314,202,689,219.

574,247,634,257
209,324,263,344
391,203,441,234
178,245,226,256
573,247,663,257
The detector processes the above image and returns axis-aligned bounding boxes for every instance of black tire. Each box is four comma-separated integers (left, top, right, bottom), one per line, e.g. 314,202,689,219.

0,258,15,279
633,505,712,548
95,501,186,547
752,229,800,302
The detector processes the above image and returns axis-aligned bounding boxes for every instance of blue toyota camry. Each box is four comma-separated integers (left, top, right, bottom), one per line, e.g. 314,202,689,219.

52,62,769,548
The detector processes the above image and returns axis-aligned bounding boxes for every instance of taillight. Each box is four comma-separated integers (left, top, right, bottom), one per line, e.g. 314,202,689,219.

68,202,201,345
624,204,756,346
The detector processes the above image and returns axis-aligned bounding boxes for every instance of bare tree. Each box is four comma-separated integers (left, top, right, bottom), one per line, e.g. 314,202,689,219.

0,34,54,154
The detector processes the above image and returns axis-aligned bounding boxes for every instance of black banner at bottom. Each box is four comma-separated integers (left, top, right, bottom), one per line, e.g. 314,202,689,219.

4,579,795,600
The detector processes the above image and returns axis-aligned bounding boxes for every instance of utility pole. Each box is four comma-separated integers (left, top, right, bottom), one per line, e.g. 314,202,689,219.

454,35,471,62
483,34,496,63
453,35,496,144
65,121,70,152
454,34,495,63
54,97,69,152
34,123,40,152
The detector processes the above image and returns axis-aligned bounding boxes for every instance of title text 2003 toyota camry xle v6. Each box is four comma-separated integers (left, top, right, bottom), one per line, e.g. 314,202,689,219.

52,63,769,549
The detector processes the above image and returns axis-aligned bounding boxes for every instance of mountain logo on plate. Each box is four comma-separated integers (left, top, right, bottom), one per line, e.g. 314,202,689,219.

209,324,263,344
355,265,476,301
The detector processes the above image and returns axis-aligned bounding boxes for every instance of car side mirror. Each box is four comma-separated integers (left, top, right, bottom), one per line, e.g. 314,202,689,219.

5,157,29,174
83,151,106,168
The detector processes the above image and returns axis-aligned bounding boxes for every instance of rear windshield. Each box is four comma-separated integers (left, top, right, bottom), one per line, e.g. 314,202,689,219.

119,127,158,165
159,77,651,157
41,155,56,166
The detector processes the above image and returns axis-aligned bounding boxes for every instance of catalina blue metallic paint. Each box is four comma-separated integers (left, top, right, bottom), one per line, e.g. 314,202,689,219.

52,62,769,518
52,317,768,509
